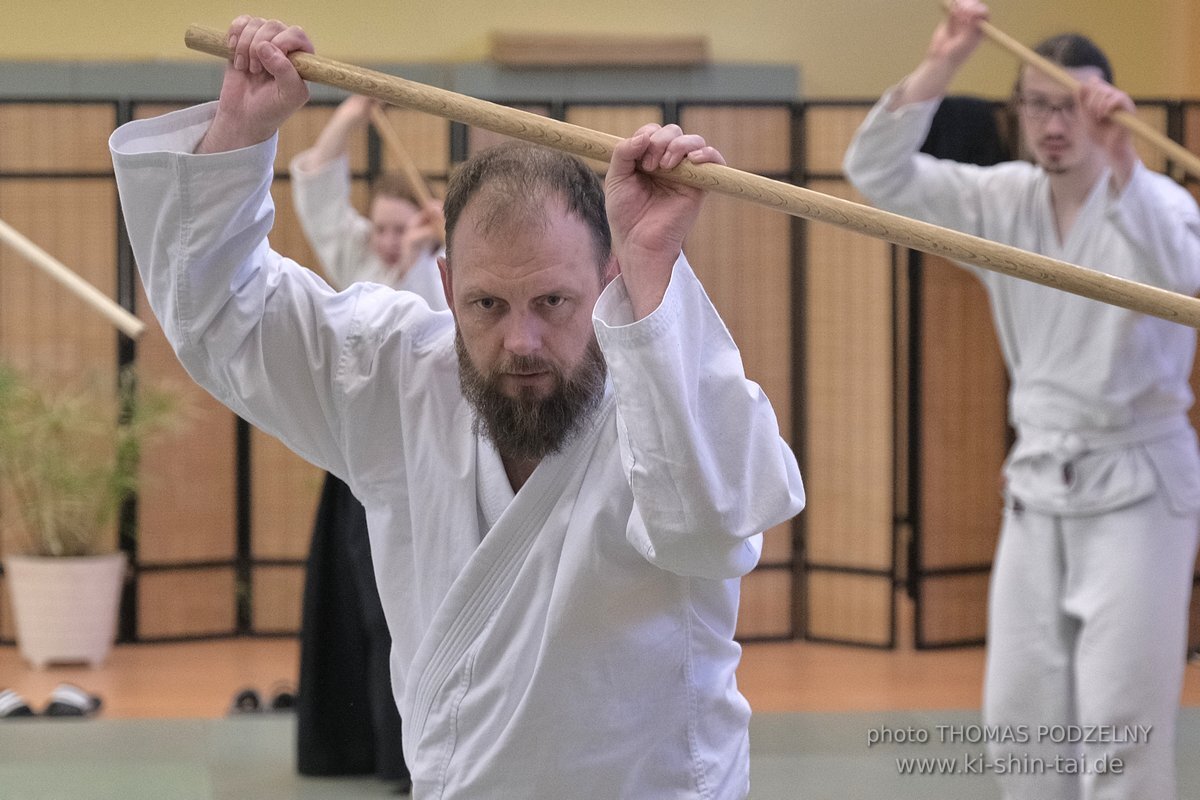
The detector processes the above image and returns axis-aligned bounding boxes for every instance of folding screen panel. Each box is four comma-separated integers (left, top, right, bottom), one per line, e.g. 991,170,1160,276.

679,104,795,638
800,104,896,646
0,103,121,641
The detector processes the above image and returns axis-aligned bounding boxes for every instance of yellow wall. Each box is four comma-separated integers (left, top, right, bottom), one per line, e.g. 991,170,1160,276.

7,0,1198,98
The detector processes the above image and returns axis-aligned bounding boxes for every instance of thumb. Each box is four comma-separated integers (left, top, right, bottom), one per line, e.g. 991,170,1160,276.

610,131,648,181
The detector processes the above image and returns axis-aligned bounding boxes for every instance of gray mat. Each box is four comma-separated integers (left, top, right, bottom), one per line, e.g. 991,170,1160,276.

1,709,1198,798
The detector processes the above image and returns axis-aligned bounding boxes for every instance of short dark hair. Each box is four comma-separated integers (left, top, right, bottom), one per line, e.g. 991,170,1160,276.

1020,33,1114,89
442,142,612,273
370,172,421,207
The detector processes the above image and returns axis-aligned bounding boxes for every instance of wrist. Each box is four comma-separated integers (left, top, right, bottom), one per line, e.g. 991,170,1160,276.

196,116,273,154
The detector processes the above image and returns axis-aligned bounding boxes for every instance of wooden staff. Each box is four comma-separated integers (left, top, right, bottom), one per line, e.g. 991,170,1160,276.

368,104,445,244
185,24,1200,329
0,217,145,339
943,1,1200,181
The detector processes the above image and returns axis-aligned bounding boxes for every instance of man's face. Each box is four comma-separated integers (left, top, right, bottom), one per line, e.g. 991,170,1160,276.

440,197,614,460
368,194,421,267
1017,65,1106,175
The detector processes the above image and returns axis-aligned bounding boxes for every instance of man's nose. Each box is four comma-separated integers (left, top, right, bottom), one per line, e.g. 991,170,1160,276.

502,311,544,356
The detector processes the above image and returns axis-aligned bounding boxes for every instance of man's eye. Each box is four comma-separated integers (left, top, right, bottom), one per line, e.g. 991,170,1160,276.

544,295,565,308
476,298,497,311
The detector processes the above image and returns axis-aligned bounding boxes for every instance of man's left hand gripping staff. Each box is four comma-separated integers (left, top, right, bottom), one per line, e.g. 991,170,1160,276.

196,17,314,155
606,124,726,320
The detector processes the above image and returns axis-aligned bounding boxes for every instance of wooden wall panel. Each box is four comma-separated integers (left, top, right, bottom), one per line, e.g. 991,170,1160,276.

0,176,120,564
676,103,797,636
133,281,237,565
679,106,792,174
804,173,894,644
0,180,117,381
736,569,792,639
919,573,990,645
0,103,115,173
804,180,893,570
137,569,236,638
807,572,892,646
133,103,188,122
760,527,793,566
917,256,1006,572
805,105,869,174
252,565,305,633
565,105,661,172
250,428,324,561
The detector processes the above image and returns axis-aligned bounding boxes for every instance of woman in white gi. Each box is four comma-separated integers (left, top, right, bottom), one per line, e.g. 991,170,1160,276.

288,96,446,791
110,16,804,800
844,2,1200,798
289,94,445,298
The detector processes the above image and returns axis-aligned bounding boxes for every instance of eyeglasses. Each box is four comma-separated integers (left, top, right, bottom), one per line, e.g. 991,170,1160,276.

1017,96,1077,122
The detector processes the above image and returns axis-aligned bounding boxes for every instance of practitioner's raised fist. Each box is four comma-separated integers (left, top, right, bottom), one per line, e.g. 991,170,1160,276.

197,16,314,154
927,0,989,70
605,123,725,319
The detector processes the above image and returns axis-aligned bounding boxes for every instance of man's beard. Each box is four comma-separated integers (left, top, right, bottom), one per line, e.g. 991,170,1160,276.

456,332,607,462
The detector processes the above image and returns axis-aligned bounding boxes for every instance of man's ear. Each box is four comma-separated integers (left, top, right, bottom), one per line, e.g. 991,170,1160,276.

438,255,455,316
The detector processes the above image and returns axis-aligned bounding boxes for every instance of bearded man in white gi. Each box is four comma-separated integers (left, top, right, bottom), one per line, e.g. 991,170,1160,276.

845,2,1200,798
110,15,804,800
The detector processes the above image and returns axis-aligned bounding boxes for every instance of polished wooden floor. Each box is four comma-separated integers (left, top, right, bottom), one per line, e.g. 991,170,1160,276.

4,596,1200,719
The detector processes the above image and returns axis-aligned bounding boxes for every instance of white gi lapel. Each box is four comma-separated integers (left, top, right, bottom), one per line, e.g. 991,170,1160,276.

403,393,616,757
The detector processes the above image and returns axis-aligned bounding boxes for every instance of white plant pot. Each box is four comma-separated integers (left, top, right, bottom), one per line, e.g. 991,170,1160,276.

3,552,127,669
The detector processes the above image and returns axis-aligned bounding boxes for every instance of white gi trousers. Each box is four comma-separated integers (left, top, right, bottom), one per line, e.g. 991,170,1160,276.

984,490,1199,800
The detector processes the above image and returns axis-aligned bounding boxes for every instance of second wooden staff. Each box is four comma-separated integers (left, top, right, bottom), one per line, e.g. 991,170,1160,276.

184,24,1200,329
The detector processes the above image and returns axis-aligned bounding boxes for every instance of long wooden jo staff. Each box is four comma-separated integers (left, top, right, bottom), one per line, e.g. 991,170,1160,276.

0,217,145,339
185,24,1200,329
947,3,1200,181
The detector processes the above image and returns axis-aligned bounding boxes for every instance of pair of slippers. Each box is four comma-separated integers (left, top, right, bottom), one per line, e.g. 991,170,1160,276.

0,684,102,719
228,683,296,715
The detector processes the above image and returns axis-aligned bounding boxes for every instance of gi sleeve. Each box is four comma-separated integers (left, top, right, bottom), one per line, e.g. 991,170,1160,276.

843,89,993,240
289,150,374,291
1107,162,1200,295
109,102,414,481
593,254,805,580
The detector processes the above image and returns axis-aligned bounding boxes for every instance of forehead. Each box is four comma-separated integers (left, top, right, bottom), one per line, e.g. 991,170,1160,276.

1021,64,1105,97
450,197,602,293
369,194,419,224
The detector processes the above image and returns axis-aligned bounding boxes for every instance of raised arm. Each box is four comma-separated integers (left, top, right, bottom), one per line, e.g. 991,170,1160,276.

111,17,444,484
596,126,804,579
889,0,989,109
292,95,375,173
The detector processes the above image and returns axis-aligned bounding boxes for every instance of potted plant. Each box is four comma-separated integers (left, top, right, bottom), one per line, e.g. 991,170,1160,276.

0,363,178,668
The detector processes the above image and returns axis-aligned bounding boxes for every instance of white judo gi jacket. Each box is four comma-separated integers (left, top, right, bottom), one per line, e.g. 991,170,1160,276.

289,150,446,303
844,92,1200,515
111,103,805,799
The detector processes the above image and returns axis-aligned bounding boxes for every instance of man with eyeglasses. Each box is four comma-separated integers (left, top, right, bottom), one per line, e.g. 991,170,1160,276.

845,1,1200,798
